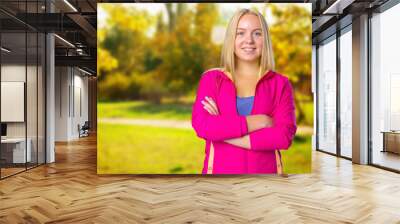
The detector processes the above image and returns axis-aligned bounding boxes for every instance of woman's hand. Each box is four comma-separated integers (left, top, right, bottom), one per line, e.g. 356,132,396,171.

201,96,273,132
201,96,219,115
224,135,251,149
246,115,273,132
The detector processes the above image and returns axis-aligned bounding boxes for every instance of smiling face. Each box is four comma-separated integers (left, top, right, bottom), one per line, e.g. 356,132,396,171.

234,13,263,64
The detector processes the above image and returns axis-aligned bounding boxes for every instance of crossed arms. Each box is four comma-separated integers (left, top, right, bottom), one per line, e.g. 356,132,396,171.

191,74,297,151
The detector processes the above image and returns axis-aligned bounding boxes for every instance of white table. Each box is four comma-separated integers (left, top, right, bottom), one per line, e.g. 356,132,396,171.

1,138,31,163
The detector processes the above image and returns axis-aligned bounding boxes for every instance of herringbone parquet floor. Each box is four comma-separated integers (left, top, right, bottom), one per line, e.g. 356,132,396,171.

1,135,400,223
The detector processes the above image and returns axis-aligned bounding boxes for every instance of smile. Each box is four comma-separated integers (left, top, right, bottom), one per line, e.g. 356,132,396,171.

242,48,256,53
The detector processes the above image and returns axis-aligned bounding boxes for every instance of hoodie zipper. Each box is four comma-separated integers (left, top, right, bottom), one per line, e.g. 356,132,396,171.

220,69,273,173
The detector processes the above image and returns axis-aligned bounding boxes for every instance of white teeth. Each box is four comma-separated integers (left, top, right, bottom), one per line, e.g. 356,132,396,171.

242,48,255,52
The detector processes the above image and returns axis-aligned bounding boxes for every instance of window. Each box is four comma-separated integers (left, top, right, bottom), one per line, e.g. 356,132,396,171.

317,35,337,154
371,2,400,171
339,27,352,158
0,1,46,179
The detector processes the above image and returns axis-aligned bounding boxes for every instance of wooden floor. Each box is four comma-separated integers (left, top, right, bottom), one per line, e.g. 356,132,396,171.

1,135,400,223
1,167,26,178
373,151,400,171
1,163,45,178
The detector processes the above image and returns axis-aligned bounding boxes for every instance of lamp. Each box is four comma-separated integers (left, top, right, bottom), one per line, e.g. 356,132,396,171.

1,47,11,53
63,0,78,12
54,34,75,48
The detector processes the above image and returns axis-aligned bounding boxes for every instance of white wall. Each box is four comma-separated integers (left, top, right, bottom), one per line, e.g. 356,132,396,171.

1,65,26,140
1,64,46,164
1,65,38,138
55,66,69,141
1,65,26,81
1,82,25,122
55,67,89,141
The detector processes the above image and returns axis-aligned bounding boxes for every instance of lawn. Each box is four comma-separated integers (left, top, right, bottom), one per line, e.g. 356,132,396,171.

98,123,204,174
98,101,193,120
281,135,312,173
98,123,311,174
98,100,313,127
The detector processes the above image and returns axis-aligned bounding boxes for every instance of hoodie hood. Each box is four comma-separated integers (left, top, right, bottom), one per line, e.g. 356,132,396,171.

216,68,276,83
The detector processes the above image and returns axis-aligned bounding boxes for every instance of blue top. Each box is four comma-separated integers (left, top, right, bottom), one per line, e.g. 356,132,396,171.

236,96,254,116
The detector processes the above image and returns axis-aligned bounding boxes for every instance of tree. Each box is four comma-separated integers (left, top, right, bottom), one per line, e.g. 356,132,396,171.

98,4,155,100
268,4,312,124
97,29,118,79
154,3,220,99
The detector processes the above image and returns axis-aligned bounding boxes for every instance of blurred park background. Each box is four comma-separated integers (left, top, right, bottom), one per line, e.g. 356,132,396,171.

97,3,312,174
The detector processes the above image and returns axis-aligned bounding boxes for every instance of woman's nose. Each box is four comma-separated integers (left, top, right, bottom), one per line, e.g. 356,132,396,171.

245,34,254,44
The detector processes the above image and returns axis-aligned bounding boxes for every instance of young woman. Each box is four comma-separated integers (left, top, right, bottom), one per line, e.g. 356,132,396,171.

191,8,297,174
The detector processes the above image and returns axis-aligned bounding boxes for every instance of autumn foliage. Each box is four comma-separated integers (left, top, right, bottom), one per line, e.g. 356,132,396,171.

98,3,312,123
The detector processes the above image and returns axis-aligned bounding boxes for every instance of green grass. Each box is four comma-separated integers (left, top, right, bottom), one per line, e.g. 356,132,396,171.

98,100,313,127
300,101,314,126
98,101,192,120
98,123,311,174
98,123,204,174
281,135,312,173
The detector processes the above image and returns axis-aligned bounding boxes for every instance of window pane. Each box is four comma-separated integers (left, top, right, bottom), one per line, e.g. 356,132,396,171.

340,28,352,158
371,3,400,171
27,31,38,169
318,36,337,154
1,31,27,177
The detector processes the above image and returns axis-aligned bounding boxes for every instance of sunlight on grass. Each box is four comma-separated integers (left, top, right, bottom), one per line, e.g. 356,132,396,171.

98,101,192,120
281,135,312,173
98,123,204,174
98,123,311,174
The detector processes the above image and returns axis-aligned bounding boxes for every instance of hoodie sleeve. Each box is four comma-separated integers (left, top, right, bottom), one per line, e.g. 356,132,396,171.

191,72,248,141
249,79,297,151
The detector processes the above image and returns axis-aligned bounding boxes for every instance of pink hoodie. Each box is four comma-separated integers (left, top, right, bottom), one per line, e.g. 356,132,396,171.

191,69,297,174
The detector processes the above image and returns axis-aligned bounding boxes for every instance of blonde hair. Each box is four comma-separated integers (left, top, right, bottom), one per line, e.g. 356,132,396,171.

220,8,275,80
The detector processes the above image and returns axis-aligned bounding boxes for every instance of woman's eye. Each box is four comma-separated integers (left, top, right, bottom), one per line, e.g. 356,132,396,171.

254,32,262,37
236,32,244,36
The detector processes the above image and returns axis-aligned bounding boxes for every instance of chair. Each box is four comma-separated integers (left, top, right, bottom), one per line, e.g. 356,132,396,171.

79,121,90,138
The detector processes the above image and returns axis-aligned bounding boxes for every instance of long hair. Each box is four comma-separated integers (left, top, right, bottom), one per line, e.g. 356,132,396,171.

220,8,275,80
